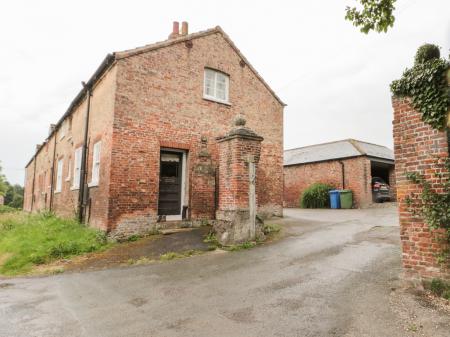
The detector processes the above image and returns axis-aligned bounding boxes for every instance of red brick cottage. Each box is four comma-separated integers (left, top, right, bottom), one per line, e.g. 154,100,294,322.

23,23,285,239
283,139,395,208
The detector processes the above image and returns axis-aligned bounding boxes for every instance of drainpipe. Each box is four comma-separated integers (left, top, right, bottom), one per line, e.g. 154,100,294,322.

30,158,37,211
78,82,92,223
338,161,345,189
49,134,57,211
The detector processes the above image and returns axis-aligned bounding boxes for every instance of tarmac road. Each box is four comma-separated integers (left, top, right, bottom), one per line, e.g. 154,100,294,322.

1,205,449,337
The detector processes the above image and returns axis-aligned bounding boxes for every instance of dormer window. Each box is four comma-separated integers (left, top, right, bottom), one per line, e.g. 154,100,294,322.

203,68,229,104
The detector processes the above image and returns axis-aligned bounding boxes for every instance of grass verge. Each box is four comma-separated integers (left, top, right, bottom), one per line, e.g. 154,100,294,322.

0,210,110,275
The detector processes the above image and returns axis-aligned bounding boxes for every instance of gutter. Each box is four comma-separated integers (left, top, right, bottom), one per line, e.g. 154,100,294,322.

338,160,345,189
283,154,395,167
49,134,57,211
78,83,92,223
30,158,37,211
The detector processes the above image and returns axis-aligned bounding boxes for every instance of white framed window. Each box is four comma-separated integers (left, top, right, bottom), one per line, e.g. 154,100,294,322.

89,141,101,187
55,159,63,193
203,68,230,104
65,159,71,181
72,147,82,189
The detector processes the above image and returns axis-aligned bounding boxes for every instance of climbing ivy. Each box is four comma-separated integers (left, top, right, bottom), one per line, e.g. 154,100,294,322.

405,157,450,262
390,44,450,130
405,160,450,235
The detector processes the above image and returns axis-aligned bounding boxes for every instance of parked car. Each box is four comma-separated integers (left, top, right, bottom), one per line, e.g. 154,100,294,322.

372,177,391,203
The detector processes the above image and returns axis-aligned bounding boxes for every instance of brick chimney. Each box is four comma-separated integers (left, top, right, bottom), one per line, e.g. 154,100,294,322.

181,21,188,36
48,124,56,136
168,21,180,39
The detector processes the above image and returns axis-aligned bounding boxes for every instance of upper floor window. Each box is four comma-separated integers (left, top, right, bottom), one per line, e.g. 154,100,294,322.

203,68,229,104
89,141,101,187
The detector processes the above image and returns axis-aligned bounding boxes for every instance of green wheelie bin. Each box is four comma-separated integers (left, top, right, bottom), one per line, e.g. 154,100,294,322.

339,190,353,209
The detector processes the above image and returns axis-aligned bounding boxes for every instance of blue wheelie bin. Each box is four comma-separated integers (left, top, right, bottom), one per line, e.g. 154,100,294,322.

329,190,341,209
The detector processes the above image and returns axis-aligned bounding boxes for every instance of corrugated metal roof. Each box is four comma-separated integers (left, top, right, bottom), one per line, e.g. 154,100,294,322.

284,139,394,166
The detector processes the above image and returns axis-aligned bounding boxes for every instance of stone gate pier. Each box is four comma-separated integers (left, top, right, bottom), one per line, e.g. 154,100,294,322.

214,117,265,245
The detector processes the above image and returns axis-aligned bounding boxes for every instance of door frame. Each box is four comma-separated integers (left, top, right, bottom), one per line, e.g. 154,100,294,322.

159,148,187,221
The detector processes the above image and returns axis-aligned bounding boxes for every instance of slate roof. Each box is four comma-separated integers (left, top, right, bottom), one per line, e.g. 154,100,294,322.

284,139,394,166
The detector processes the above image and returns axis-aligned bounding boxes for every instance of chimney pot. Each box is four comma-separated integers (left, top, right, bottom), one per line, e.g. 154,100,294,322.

169,21,180,39
181,21,188,36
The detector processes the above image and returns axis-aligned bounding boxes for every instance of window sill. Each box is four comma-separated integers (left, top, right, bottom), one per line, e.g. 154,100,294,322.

88,181,99,188
54,190,61,194
65,178,71,182
203,96,231,107
70,186,79,191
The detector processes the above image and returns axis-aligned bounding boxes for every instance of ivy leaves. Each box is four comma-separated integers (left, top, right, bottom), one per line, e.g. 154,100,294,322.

391,45,450,130
405,158,450,242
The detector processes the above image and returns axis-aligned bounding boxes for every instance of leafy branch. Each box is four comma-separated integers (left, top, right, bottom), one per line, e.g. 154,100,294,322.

345,0,396,34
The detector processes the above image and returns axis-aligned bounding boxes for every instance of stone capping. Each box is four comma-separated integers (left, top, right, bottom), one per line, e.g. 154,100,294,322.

216,116,264,143
216,132,264,143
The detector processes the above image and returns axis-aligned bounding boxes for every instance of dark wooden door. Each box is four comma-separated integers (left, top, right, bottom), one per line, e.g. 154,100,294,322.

158,152,182,216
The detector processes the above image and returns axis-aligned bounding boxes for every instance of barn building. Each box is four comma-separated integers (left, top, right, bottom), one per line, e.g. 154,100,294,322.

283,139,395,208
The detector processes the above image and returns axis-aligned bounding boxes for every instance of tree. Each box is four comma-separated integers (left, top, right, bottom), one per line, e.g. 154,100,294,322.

0,162,8,197
0,162,24,208
4,183,24,209
345,0,396,34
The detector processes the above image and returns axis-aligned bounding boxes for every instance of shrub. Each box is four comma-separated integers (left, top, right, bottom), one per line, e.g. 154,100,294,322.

443,290,450,300
0,205,18,214
300,183,333,208
429,278,450,300
414,44,440,65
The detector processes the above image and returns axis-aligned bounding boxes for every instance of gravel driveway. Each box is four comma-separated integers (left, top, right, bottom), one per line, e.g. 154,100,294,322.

1,205,449,337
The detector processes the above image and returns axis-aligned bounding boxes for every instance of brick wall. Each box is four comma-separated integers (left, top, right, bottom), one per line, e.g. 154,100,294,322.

23,66,117,230
108,31,284,233
392,97,449,282
283,156,372,208
217,136,262,211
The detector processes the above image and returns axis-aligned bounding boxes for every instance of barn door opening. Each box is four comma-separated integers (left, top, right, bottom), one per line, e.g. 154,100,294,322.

158,150,186,219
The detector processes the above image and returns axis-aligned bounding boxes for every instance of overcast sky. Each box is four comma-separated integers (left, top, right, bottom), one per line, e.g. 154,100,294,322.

1,0,449,185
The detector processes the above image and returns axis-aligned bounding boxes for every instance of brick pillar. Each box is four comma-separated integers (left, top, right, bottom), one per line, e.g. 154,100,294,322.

215,116,264,244
392,96,450,282
190,137,216,220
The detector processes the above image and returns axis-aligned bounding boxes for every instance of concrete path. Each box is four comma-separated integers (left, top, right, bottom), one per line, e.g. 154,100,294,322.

1,206,449,337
